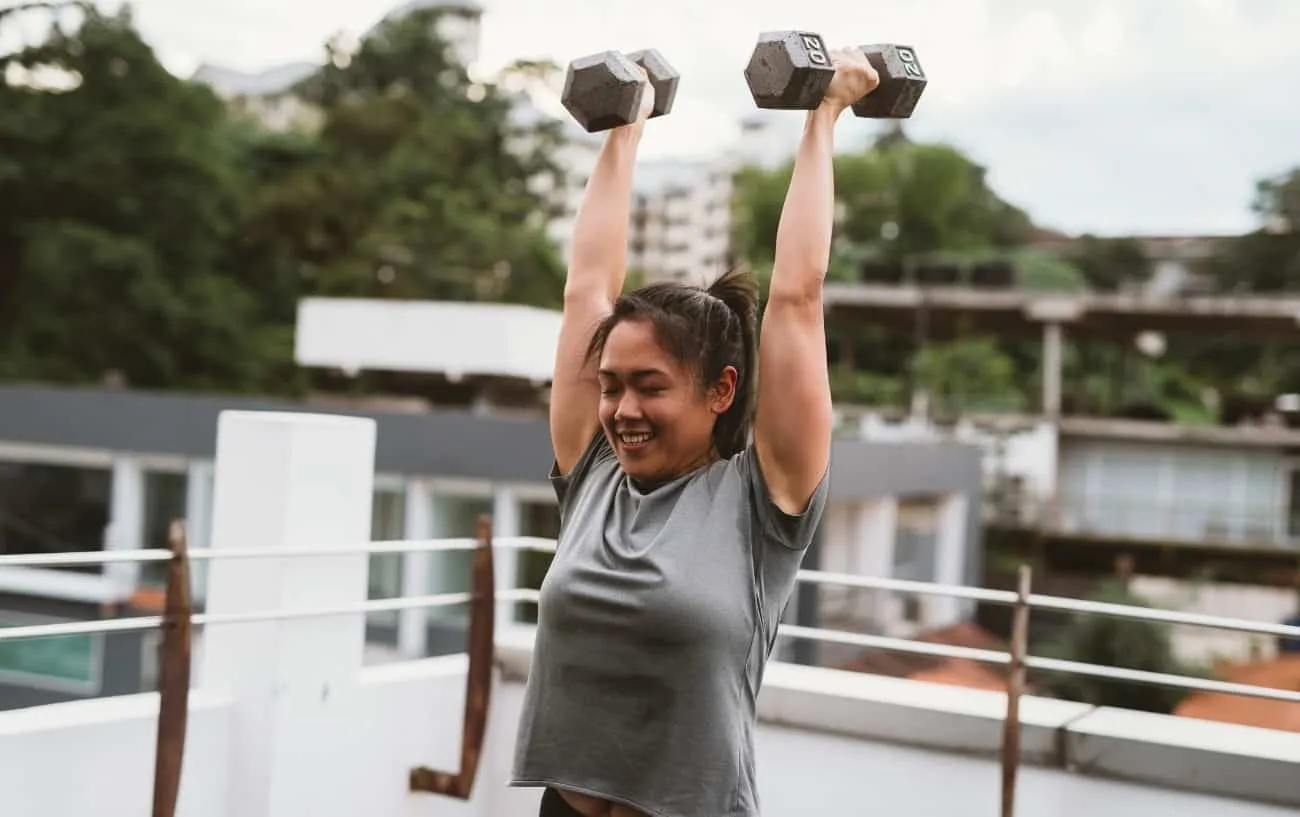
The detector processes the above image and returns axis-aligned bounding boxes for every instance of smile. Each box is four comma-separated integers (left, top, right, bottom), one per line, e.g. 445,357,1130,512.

618,431,654,445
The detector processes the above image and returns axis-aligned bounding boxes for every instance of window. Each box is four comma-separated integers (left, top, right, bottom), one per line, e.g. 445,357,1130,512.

368,485,407,628
428,494,493,622
140,470,188,588
0,461,111,574
515,500,560,624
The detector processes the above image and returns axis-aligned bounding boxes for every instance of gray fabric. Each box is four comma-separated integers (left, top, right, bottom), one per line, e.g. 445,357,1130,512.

511,433,829,817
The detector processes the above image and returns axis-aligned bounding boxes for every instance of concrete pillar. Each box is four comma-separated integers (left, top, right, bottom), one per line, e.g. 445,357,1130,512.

492,487,520,627
105,457,144,596
853,497,898,629
1042,321,1063,418
198,410,375,817
184,461,213,603
929,493,970,626
397,479,432,658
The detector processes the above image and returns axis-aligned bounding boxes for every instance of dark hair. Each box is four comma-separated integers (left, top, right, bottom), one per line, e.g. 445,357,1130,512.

586,265,760,458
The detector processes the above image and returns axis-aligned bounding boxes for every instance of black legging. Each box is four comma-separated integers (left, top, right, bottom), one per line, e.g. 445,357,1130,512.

539,787,588,816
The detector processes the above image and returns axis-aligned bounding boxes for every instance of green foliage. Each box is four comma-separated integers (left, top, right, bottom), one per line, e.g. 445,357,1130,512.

731,137,1036,274
0,4,564,392
1065,235,1152,292
1034,580,1207,714
915,338,1027,416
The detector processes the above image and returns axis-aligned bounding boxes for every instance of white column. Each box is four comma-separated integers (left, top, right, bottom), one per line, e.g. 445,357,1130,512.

929,493,970,626
397,479,432,658
1042,321,1063,418
198,411,375,817
493,487,520,627
852,497,898,629
185,461,213,603
105,457,144,597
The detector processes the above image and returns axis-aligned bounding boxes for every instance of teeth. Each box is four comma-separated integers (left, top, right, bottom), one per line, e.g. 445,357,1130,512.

620,432,652,444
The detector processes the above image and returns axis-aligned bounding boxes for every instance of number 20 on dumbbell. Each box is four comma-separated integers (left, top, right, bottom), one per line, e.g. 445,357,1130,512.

744,30,927,119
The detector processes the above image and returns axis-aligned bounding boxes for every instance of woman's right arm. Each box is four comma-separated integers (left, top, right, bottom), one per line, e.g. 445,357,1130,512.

550,110,647,474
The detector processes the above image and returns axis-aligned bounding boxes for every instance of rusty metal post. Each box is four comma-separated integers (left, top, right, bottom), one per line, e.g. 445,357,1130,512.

151,519,193,817
410,513,497,799
999,564,1032,817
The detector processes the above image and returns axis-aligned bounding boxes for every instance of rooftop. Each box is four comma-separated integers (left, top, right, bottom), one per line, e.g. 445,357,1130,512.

1,408,1298,816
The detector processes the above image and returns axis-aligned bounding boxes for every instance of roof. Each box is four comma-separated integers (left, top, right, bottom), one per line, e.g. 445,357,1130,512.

0,384,982,504
1174,656,1300,732
836,621,1026,692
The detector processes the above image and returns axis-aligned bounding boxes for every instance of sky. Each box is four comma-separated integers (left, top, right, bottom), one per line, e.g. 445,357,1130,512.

27,0,1300,237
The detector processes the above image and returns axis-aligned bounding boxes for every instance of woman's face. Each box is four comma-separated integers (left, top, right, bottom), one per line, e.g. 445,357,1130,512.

596,318,735,485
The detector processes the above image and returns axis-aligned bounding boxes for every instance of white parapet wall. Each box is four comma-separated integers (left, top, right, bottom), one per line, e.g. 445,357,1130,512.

293,297,562,383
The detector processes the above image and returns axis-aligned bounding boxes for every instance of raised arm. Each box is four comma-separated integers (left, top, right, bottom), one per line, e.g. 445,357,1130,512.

753,49,879,514
550,83,654,474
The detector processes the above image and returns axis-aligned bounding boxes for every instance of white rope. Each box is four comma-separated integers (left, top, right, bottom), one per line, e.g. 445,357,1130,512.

0,588,540,643
0,535,559,569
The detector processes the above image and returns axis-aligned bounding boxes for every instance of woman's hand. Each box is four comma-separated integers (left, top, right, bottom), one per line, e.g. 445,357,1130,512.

820,47,880,115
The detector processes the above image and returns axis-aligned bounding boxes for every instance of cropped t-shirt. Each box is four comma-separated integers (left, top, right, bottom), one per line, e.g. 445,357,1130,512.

510,433,830,817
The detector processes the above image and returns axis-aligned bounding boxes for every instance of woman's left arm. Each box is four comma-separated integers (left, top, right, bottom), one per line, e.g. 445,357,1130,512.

754,48,879,515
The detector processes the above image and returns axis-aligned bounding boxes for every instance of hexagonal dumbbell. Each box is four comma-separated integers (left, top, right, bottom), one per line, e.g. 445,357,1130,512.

561,48,679,133
743,30,926,119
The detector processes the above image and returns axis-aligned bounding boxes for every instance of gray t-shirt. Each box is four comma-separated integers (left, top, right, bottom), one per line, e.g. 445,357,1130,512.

511,432,829,817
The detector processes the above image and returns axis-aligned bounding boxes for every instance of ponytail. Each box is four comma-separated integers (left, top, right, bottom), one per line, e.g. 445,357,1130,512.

706,265,760,458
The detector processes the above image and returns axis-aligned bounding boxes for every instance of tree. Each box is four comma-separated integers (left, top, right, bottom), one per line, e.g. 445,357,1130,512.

282,7,566,309
1066,235,1151,292
1034,580,1206,714
0,3,283,390
730,135,1037,278
0,4,569,395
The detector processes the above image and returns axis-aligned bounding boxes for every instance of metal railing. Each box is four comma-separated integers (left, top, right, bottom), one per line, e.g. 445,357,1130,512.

2,528,1299,817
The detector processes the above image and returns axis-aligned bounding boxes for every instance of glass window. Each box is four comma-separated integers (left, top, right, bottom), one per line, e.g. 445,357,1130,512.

368,486,406,628
428,494,493,622
140,470,188,588
0,461,111,573
516,500,559,624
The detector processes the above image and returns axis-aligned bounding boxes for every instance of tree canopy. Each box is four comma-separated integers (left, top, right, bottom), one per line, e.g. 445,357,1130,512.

0,2,564,394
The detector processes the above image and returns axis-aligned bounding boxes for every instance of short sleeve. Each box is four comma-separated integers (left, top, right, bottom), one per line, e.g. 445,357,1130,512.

734,444,830,650
549,431,615,522
738,444,829,552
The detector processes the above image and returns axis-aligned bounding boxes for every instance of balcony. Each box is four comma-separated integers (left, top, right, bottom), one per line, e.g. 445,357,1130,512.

1,410,1298,817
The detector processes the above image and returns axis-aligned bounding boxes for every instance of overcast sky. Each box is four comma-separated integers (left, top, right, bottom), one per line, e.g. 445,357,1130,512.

52,1,1300,236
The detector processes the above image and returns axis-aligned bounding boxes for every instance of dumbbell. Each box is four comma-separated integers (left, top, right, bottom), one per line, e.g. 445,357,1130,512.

743,31,926,119
561,49,679,133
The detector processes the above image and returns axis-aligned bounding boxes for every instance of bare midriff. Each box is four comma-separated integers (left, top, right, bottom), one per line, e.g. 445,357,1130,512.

557,788,648,817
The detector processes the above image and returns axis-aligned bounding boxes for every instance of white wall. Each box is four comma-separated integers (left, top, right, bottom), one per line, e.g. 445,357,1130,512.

294,297,561,383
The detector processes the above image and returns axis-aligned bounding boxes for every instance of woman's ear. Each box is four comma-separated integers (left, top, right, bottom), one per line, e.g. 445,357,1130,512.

710,366,739,414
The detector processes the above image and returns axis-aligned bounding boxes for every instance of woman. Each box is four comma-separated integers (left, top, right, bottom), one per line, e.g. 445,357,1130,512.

511,46,880,817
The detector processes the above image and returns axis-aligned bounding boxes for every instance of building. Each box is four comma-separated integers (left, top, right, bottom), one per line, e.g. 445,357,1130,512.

0,377,985,709
1,408,1296,816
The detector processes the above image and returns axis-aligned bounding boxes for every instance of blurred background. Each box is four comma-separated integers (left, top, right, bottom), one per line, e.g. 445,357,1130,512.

1,0,1298,739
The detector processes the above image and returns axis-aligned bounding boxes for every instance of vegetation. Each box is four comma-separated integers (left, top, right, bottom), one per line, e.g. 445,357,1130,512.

2,2,1299,420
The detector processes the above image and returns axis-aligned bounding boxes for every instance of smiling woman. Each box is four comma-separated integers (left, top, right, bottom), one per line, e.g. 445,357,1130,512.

509,43,878,817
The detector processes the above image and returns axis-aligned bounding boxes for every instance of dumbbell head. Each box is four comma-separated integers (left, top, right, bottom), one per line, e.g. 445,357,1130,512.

852,44,926,119
744,31,835,110
561,49,679,133
625,49,678,119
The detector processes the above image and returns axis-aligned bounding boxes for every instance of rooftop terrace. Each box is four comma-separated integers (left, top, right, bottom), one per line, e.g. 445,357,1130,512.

1,410,1298,817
